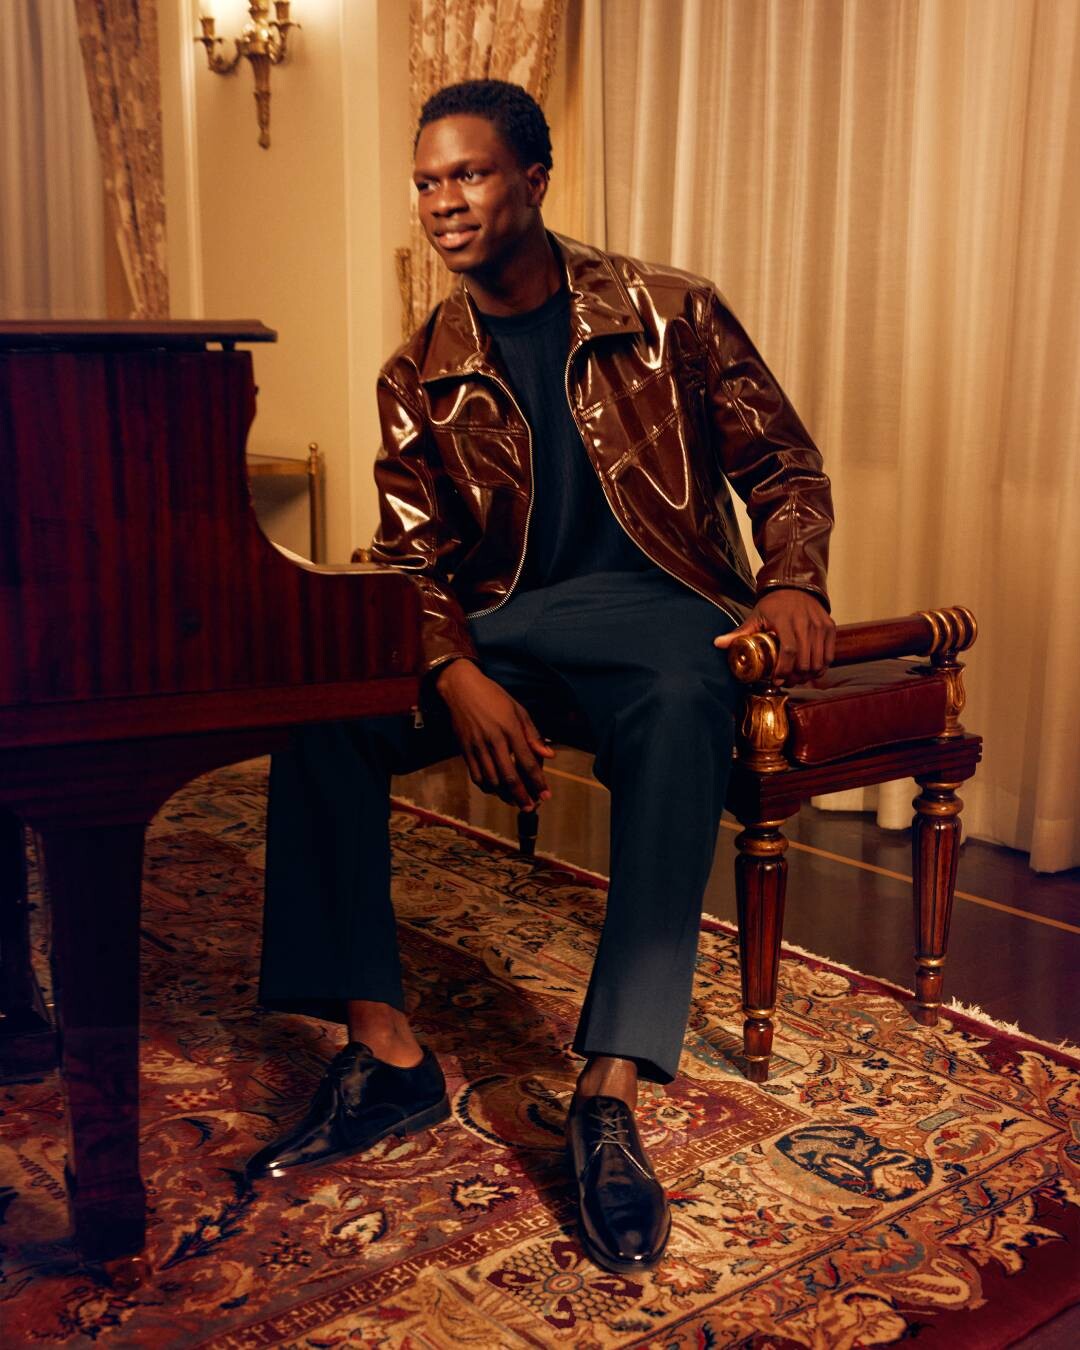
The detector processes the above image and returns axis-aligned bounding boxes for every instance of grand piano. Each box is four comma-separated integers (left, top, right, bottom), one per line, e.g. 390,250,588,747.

0,322,423,1261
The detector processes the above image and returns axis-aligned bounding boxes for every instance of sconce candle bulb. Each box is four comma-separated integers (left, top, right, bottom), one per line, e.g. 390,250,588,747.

195,1,299,149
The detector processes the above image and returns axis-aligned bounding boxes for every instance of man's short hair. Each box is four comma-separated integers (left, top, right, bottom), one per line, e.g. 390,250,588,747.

416,79,553,171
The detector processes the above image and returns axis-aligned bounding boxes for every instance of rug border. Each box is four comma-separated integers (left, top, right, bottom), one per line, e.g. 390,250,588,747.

390,796,1080,1072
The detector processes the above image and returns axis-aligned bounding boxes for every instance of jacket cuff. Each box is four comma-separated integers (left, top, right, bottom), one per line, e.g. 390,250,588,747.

755,579,832,614
424,648,478,679
420,624,479,678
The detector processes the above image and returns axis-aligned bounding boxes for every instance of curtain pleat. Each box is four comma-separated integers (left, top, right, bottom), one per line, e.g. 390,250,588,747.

558,0,1080,870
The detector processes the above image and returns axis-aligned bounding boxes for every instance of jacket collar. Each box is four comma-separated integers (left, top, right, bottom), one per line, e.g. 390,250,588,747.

418,232,644,384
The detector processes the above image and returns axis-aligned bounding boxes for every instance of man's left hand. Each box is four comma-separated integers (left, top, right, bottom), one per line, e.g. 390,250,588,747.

713,589,836,683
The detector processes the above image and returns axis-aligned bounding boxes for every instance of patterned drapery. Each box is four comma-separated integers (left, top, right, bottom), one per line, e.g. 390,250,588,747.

73,0,168,317
398,0,564,335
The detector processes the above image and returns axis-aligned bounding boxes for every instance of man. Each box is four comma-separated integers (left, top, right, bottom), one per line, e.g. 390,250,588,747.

250,80,835,1276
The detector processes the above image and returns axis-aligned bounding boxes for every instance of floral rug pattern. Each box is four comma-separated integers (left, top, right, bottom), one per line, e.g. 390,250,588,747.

1,760,1078,1347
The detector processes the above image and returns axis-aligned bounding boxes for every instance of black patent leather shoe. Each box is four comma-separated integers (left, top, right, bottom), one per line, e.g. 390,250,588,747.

245,1041,450,1181
566,1094,671,1274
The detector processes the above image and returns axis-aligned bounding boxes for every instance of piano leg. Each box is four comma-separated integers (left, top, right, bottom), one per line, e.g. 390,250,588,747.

0,809,56,1078
38,821,147,1260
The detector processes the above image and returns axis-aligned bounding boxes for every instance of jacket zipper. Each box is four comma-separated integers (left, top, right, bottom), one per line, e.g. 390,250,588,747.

464,373,536,621
560,341,741,627
465,338,741,630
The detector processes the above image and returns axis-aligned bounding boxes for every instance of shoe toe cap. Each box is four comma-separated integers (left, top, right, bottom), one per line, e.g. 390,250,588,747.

584,1182,670,1264
245,1118,337,1179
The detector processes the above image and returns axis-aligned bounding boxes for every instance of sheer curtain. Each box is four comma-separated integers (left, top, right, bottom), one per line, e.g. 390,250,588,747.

0,0,105,318
548,0,1080,872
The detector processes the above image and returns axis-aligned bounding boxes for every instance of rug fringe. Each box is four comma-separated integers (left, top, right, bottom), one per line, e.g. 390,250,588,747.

943,998,1080,1058
782,937,914,994
704,919,1080,1065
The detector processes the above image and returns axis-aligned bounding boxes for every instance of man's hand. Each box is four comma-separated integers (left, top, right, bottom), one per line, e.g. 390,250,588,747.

435,659,556,810
713,589,836,683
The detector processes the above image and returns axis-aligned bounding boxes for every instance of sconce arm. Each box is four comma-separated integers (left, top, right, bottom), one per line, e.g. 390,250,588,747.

196,35,243,76
195,3,300,147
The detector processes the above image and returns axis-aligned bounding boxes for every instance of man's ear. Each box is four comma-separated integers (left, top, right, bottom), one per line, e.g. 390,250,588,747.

525,163,550,207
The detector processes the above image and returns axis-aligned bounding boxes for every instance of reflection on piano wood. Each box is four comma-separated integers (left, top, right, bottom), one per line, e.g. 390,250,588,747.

0,322,423,1261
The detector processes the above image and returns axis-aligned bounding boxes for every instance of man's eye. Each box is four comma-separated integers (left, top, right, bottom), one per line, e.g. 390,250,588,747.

415,180,433,194
462,169,481,183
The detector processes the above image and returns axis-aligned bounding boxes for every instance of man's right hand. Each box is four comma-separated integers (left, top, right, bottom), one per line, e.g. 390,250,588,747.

434,659,555,811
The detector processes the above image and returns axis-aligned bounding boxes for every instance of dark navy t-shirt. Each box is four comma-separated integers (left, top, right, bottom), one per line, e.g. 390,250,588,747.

480,287,654,591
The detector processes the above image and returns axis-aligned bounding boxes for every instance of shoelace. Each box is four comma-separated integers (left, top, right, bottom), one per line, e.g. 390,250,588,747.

591,1101,633,1148
329,1051,370,1079
584,1102,655,1182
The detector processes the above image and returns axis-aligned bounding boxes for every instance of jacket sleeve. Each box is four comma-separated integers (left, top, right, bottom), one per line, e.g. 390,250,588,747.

369,366,480,676
703,289,834,609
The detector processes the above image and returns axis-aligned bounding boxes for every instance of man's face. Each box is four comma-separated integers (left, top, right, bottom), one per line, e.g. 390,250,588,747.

413,114,546,277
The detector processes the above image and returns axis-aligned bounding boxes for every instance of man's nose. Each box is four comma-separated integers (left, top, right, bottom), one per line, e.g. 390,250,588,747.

430,182,466,216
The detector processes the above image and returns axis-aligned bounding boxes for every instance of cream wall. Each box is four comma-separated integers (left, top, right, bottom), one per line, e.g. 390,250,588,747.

159,0,411,561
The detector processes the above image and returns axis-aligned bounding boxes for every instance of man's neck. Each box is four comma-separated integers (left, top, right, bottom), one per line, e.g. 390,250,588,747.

465,226,563,317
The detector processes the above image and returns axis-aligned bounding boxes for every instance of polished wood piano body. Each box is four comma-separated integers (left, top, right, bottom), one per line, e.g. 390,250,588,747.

0,322,423,1260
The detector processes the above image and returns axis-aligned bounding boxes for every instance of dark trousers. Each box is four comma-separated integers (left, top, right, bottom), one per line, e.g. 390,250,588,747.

261,570,740,1082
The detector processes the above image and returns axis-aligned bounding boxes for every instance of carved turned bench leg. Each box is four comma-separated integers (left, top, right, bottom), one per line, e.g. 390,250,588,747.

911,777,965,1026
734,816,789,1082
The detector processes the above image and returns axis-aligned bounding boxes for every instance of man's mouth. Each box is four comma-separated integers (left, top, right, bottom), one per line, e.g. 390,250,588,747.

435,225,480,251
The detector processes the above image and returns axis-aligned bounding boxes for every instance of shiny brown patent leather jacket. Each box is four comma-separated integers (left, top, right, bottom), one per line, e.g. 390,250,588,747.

371,233,833,675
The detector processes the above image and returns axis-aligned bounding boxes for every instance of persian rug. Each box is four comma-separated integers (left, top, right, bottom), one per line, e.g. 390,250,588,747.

1,760,1078,1349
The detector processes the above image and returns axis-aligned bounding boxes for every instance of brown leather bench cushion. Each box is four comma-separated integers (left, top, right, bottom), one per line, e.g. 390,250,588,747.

785,661,947,764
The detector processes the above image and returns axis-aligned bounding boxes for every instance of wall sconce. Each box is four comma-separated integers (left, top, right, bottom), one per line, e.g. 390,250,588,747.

196,2,299,149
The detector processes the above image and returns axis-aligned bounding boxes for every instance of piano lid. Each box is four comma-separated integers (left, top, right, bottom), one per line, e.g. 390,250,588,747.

0,320,277,351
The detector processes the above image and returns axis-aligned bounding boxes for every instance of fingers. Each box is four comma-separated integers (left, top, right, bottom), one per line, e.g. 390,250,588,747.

759,605,799,682
777,615,819,684
499,717,554,808
824,619,837,667
808,623,826,678
773,630,798,682
487,735,536,810
712,609,803,679
514,707,552,802
443,671,550,809
788,611,836,681
462,725,548,810
463,740,501,799
518,706,557,761
461,734,527,809
751,592,837,684
713,614,764,649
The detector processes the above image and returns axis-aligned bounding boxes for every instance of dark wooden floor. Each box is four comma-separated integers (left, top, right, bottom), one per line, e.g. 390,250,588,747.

399,748,1080,1049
